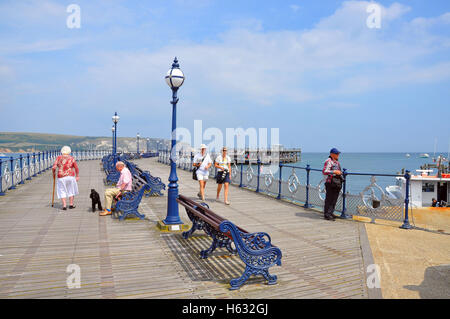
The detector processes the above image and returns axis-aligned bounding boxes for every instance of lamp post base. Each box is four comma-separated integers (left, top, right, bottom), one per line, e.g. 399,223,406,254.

157,220,190,232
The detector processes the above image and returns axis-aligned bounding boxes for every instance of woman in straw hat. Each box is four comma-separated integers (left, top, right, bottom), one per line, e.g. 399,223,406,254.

52,146,79,210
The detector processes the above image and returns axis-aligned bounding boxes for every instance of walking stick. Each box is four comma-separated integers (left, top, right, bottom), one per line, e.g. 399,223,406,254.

51,173,56,207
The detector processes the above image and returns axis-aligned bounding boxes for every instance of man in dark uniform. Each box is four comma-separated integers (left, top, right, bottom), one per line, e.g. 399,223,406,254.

322,148,343,221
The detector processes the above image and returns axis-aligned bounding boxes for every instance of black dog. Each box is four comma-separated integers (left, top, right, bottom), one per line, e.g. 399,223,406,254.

90,189,103,212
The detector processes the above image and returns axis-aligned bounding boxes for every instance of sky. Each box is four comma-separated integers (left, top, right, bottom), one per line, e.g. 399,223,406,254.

0,0,449,152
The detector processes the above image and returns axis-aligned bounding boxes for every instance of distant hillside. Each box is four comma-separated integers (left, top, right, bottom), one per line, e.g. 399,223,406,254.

0,132,170,153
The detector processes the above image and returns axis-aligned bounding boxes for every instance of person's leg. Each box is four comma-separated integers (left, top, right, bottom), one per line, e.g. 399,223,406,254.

69,196,74,206
104,188,116,211
200,180,207,201
61,197,67,209
216,183,222,199
324,183,333,219
198,179,202,198
102,188,120,215
224,182,229,204
329,188,341,216
326,186,339,219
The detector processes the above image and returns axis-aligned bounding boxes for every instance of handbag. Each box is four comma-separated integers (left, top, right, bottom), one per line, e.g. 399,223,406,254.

330,174,344,189
192,167,198,180
216,170,227,183
192,155,206,180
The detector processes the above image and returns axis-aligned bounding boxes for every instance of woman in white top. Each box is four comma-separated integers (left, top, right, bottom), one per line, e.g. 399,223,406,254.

193,144,212,201
214,147,232,205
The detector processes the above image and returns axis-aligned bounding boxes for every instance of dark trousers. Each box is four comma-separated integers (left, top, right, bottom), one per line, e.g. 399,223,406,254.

324,183,340,218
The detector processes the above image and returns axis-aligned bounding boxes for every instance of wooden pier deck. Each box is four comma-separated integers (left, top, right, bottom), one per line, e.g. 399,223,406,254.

0,158,377,299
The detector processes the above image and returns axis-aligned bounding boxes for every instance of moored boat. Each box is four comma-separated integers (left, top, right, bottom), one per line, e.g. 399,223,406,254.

386,155,450,208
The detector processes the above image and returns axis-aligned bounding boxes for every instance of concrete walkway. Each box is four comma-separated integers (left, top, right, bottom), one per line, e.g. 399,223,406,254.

0,158,375,298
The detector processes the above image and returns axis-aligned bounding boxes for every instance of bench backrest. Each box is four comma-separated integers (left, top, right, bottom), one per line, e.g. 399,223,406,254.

131,173,148,193
177,194,248,236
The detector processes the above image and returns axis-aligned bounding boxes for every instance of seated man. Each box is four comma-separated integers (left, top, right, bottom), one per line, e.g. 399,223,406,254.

101,161,132,216
431,198,439,207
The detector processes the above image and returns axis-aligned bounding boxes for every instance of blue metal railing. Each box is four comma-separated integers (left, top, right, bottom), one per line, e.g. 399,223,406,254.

0,150,110,197
157,150,412,229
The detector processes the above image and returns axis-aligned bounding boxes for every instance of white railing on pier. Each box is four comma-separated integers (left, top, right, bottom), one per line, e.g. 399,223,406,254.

0,150,111,196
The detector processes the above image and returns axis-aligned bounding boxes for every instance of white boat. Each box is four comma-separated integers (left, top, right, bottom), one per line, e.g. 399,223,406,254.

420,153,430,158
405,153,410,158
386,158,450,207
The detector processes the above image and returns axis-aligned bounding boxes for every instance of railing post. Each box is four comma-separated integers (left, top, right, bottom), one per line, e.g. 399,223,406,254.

277,163,283,200
19,155,24,184
256,158,261,193
32,153,37,177
400,170,412,229
37,152,41,174
0,159,5,196
340,168,351,219
9,156,16,190
26,154,31,180
239,162,243,188
304,164,312,208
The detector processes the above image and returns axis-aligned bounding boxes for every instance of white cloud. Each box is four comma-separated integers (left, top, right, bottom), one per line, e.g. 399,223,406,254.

2,1,450,111
83,2,450,107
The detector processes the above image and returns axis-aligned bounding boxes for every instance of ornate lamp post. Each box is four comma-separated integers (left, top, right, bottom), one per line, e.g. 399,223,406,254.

112,112,120,163
158,57,187,231
111,125,115,155
136,133,140,155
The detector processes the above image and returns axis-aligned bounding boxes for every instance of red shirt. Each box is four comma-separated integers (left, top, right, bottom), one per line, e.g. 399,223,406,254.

52,155,79,178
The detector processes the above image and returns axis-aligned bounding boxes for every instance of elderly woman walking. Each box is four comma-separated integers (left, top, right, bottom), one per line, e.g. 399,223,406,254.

52,146,80,210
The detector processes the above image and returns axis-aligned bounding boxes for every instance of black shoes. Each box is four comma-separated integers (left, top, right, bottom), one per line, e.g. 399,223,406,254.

69,205,75,209
62,207,67,211
324,215,336,221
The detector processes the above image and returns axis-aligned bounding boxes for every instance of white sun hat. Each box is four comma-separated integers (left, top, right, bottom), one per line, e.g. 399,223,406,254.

200,144,207,149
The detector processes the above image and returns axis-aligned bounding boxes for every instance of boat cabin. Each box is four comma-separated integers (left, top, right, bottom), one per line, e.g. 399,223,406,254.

406,170,450,207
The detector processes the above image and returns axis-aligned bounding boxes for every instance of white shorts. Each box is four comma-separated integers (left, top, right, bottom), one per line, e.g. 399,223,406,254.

196,170,209,181
56,176,79,199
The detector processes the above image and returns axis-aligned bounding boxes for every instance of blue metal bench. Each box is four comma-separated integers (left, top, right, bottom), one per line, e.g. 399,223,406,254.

103,155,120,185
125,162,165,197
136,168,166,197
112,176,149,221
177,194,282,290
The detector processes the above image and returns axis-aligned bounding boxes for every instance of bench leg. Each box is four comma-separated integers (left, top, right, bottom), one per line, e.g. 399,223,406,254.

182,219,200,239
119,209,145,221
230,266,252,290
229,266,277,290
200,234,218,259
262,269,277,286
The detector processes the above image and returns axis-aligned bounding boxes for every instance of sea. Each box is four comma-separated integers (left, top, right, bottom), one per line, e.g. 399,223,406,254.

281,152,445,194
1,151,446,195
